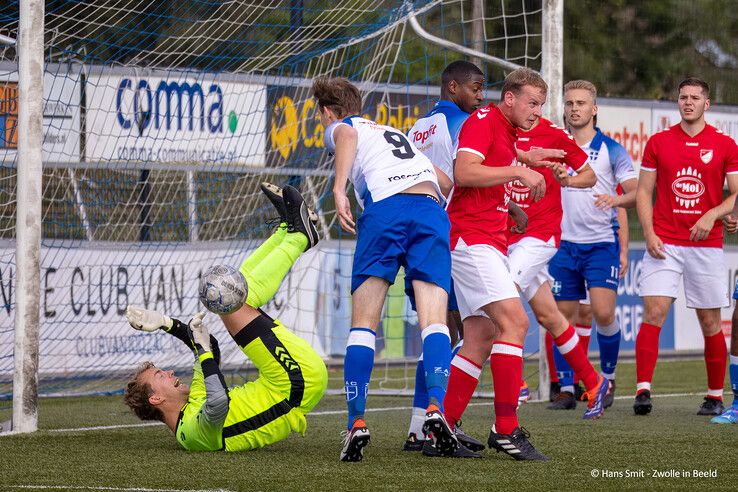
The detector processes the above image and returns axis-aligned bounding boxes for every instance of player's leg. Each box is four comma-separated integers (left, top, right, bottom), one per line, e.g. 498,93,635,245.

682,246,730,416
712,291,738,423
217,306,327,451
571,298,593,398
528,281,610,419
695,308,726,415
404,196,459,456
484,297,547,461
240,185,317,308
340,196,409,461
548,242,586,410
582,240,622,402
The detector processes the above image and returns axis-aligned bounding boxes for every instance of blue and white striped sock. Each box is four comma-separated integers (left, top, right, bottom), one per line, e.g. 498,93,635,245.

421,323,452,411
344,327,375,429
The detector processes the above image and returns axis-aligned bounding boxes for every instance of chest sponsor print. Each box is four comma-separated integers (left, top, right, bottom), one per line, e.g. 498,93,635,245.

671,166,704,209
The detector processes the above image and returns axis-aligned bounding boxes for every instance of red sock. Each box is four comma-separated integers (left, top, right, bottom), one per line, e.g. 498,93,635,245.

545,331,558,383
555,325,598,390
704,332,727,400
573,324,592,385
491,342,523,435
635,323,661,394
443,354,481,429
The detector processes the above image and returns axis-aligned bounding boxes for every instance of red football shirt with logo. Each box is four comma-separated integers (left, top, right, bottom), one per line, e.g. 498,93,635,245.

641,123,738,247
447,104,517,254
508,118,589,247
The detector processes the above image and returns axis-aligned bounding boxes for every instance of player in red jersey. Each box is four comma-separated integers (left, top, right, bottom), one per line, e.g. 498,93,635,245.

508,118,611,419
442,68,551,461
634,77,738,416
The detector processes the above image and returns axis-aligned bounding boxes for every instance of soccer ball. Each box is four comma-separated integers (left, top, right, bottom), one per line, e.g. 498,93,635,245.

198,264,248,315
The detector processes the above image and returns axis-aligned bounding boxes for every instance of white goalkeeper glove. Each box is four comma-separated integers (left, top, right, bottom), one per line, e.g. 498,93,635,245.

188,311,212,354
126,305,173,332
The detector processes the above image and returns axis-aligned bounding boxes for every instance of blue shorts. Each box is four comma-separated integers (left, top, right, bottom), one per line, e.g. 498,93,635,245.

351,194,451,295
548,239,620,301
733,278,738,300
406,277,459,312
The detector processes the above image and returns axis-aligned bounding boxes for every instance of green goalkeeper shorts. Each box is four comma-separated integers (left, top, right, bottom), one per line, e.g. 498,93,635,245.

223,316,328,452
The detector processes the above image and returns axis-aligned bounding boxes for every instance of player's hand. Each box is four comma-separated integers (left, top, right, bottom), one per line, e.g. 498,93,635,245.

689,211,716,241
188,311,212,353
126,305,172,332
517,168,546,202
522,148,566,168
619,251,628,279
645,233,666,260
509,207,528,234
333,189,355,234
551,163,571,187
593,194,619,209
723,214,738,234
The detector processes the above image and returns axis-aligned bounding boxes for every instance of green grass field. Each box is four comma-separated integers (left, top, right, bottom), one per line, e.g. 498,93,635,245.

1,358,736,492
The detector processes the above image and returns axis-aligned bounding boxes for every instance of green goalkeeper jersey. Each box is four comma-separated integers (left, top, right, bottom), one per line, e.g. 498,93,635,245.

175,337,309,452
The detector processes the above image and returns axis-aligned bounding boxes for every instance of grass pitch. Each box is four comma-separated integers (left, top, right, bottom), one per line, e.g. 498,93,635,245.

1,359,736,491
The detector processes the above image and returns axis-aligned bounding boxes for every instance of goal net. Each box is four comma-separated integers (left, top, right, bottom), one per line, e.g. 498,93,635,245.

0,0,550,411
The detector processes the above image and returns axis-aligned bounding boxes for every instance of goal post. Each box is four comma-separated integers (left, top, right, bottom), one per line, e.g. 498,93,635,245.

13,0,44,434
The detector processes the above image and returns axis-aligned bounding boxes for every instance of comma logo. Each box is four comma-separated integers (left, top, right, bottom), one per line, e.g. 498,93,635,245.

671,167,704,209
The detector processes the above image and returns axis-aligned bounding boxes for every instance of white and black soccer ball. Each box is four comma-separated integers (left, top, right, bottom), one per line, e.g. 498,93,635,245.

198,264,248,315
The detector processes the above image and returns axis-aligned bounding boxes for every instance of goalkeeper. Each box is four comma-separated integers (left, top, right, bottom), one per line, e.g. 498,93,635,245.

123,184,327,452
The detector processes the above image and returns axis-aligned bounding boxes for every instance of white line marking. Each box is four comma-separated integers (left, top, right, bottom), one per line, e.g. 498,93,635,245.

9,486,234,492
0,391,705,436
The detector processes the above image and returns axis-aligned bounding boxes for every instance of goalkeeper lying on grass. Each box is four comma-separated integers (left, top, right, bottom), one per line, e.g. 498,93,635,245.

123,184,327,452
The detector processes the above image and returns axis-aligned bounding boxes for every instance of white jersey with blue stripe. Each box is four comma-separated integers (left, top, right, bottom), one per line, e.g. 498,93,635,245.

408,100,469,197
325,116,441,209
561,128,637,243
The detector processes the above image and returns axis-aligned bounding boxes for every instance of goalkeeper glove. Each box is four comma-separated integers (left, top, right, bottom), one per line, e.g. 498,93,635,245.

126,305,173,332
188,311,212,354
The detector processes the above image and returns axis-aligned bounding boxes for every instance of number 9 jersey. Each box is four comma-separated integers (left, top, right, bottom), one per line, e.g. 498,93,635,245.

324,116,442,209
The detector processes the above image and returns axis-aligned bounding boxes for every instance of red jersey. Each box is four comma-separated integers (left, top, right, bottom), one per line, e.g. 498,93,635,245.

508,119,589,247
447,104,517,254
641,123,738,247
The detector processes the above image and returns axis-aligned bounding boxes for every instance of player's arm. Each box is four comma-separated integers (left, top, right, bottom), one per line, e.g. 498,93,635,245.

689,174,738,241
594,177,637,209
331,124,358,234
455,150,546,201
188,313,230,428
553,162,596,189
636,169,665,259
434,165,453,199
508,201,528,234
126,306,221,364
724,193,738,234
617,207,629,278
516,147,566,168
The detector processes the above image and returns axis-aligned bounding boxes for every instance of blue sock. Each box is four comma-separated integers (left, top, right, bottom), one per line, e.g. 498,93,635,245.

413,356,429,409
344,328,375,429
421,324,452,411
598,330,621,379
553,345,574,390
730,358,738,407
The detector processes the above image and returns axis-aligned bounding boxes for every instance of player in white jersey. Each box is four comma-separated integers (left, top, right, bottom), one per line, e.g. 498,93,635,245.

312,77,457,462
547,80,638,410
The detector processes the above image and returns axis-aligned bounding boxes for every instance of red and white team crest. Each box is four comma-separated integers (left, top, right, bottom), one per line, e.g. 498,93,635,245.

700,149,713,164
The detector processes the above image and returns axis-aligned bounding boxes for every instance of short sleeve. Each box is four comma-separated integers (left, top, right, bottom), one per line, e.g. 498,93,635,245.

641,135,658,172
606,139,638,183
725,136,738,174
559,130,589,171
457,110,494,160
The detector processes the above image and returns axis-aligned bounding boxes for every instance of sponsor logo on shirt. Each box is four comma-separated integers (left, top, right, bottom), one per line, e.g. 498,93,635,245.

671,166,704,209
411,124,437,145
